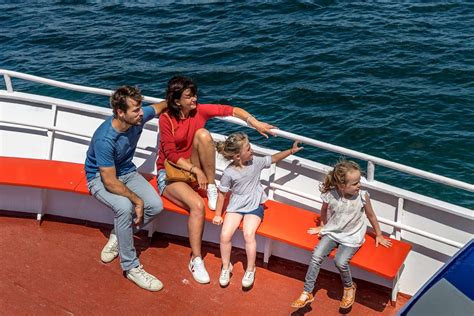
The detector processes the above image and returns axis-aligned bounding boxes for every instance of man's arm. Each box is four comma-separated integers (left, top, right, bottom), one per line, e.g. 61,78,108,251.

149,100,167,117
99,166,144,225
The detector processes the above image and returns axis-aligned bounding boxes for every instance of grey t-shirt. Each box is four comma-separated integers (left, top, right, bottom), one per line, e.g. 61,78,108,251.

218,156,272,213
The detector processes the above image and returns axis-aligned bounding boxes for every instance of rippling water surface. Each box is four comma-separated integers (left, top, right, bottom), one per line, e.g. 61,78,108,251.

1,2,473,208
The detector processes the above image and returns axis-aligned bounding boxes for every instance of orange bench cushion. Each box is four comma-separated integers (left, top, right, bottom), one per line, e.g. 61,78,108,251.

261,200,412,280
0,157,85,192
0,157,411,280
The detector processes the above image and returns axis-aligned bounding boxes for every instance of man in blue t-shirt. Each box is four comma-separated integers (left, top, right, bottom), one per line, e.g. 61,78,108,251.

85,86,166,292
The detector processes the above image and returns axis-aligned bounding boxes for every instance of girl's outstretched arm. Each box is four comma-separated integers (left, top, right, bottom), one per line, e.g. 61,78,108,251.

271,141,304,164
364,194,392,248
212,191,227,225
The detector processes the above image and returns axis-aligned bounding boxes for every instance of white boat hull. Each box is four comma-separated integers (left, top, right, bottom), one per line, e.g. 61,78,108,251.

1,87,472,296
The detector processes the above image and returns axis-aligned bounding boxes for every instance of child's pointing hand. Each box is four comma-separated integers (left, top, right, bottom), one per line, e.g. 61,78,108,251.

307,226,322,235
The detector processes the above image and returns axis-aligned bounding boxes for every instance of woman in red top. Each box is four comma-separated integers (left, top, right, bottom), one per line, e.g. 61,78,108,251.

156,76,275,284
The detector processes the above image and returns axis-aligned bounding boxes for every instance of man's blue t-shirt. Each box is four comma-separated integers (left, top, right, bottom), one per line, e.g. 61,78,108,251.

85,106,156,181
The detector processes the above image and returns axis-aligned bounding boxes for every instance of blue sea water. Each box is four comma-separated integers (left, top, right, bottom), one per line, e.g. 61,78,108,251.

0,2,473,208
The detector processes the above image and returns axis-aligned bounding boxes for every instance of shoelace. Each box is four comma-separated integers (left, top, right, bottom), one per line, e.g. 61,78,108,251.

106,240,118,251
135,265,155,284
243,271,254,280
220,269,230,280
194,262,206,274
208,186,217,198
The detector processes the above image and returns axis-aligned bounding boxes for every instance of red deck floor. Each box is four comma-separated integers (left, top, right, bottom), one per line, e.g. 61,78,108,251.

0,213,407,315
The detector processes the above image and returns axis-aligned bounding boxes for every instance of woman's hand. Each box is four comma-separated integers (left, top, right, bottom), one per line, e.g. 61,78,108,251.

194,167,208,190
307,226,322,235
249,118,277,139
375,235,392,248
212,215,223,225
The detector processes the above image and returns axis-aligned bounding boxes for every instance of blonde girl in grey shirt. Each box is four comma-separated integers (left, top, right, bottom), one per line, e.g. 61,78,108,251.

212,132,303,289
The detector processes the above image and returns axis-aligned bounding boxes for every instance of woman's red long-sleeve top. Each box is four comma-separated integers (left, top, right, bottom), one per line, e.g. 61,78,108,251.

156,103,233,171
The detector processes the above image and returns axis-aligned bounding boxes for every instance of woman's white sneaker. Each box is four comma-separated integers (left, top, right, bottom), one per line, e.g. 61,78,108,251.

101,233,119,263
242,269,256,288
126,265,163,291
207,184,218,210
188,257,210,284
219,263,233,287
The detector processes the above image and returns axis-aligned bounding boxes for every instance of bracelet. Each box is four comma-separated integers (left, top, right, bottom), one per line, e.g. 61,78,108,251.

289,148,294,154
246,115,254,124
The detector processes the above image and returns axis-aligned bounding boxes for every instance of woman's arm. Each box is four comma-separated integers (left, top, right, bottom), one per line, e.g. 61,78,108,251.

232,107,277,138
364,194,392,248
271,141,303,164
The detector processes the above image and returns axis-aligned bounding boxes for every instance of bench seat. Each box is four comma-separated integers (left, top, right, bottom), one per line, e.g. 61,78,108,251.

0,157,411,301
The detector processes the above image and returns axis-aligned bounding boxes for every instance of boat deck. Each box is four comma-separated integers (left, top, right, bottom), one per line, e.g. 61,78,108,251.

0,212,407,315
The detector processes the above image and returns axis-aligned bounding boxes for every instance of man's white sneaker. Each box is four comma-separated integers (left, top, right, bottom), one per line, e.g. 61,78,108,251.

101,233,119,263
219,263,233,287
188,257,210,284
126,265,163,291
242,269,256,288
207,184,218,210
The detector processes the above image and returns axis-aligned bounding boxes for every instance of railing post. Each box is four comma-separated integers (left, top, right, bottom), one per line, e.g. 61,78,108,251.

47,104,58,160
393,197,404,241
267,162,277,200
367,161,375,182
3,74,13,92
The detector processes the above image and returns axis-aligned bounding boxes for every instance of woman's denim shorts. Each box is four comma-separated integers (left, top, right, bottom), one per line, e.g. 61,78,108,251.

157,169,167,196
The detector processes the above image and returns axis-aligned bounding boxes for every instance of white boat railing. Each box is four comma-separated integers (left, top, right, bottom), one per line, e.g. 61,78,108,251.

1,115,466,249
0,69,471,250
2,69,472,193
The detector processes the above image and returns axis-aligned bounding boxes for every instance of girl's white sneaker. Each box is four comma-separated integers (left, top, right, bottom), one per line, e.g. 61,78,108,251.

219,263,233,287
242,268,256,288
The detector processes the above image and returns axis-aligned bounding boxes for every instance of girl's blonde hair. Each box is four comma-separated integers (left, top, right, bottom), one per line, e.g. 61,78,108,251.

215,132,249,161
320,160,361,193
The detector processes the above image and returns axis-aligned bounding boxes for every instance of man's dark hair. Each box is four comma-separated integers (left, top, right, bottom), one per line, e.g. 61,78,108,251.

110,86,143,117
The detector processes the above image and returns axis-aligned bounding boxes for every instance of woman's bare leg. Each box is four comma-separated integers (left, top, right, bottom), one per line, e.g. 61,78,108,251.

163,182,205,259
190,128,216,184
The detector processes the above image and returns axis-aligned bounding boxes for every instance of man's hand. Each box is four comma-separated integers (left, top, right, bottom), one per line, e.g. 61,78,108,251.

133,199,144,226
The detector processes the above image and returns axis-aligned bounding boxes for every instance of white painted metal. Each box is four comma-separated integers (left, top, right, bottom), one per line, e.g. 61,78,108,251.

1,70,473,297
367,161,375,182
1,68,472,192
3,74,13,93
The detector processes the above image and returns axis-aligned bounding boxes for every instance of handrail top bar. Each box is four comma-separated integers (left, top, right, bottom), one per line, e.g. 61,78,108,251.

1,69,163,104
1,69,473,193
